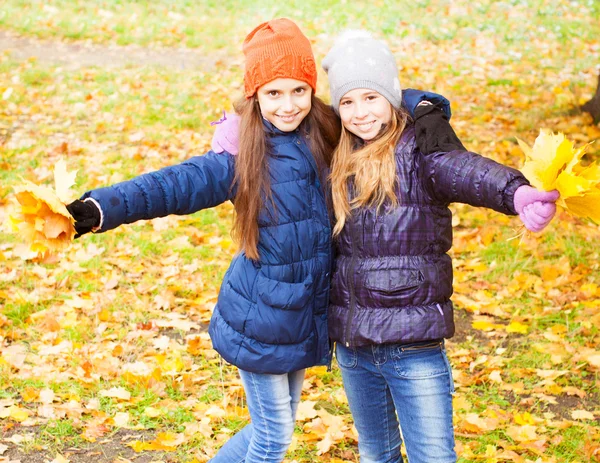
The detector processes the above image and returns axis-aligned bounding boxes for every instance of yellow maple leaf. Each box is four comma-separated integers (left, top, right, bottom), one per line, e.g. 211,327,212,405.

128,432,184,452
506,321,529,334
571,409,595,421
518,131,576,191
8,405,30,422
153,431,185,449
113,412,130,428
144,407,162,418
316,431,334,455
54,158,78,203
9,160,77,258
461,413,498,433
555,171,592,198
128,440,151,452
99,387,131,400
514,412,536,425
564,189,600,224
472,320,500,331
519,129,599,223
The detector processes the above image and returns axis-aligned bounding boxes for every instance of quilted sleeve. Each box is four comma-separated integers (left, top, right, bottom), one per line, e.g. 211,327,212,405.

82,151,236,232
422,149,530,215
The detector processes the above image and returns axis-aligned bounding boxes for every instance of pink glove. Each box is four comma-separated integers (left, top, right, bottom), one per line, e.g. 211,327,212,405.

211,111,240,155
513,185,560,232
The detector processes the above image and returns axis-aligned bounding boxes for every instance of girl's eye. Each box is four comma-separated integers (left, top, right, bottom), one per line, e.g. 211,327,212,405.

269,91,279,97
295,88,305,94
340,100,352,106
366,95,377,101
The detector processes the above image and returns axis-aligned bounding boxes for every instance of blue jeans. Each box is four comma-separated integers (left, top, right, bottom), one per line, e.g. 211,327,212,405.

336,341,456,463
209,368,305,463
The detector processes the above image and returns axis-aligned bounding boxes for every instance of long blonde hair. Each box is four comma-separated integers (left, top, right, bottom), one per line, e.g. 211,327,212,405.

330,108,408,236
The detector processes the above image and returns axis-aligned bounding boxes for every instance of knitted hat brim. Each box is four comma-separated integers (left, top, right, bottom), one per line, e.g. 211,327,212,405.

332,80,402,115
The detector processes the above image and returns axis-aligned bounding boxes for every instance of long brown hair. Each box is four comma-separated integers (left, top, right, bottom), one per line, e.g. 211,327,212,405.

231,94,340,260
330,107,408,236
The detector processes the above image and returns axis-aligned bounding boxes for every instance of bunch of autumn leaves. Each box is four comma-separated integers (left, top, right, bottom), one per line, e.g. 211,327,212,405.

7,130,600,259
9,159,76,259
519,130,600,224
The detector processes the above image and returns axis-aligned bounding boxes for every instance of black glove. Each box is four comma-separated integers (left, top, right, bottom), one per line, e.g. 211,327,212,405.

414,103,466,155
66,199,101,238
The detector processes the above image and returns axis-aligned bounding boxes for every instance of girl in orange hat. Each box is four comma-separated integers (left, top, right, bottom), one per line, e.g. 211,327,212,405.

68,18,337,463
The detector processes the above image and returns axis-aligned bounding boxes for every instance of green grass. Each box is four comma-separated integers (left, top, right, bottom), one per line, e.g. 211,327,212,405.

562,233,596,267
199,385,224,403
548,425,593,461
2,0,598,53
474,227,536,281
3,301,45,326
41,418,82,441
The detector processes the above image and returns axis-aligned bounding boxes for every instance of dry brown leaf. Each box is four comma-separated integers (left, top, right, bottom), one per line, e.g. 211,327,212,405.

571,409,596,421
99,387,131,401
505,424,539,442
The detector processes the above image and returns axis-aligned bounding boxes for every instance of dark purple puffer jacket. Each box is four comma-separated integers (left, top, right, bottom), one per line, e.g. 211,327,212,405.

329,125,529,347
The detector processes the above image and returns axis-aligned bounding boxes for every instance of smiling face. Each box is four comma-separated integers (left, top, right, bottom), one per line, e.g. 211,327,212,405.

338,88,393,141
256,78,312,132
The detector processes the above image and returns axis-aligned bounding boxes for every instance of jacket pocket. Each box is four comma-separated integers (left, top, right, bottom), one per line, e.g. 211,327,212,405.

246,273,315,345
256,273,314,310
364,269,424,293
359,268,425,308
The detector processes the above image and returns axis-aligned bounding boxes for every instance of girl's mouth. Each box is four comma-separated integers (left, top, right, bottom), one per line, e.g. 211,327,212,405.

277,113,300,123
354,121,376,131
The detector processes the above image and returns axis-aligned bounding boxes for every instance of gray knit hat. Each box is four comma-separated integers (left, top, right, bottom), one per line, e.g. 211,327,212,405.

322,30,402,114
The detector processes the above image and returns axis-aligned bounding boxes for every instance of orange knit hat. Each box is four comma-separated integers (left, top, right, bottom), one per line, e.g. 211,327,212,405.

243,18,317,98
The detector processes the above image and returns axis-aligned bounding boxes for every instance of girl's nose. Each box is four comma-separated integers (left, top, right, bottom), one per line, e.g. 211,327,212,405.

281,95,295,112
354,101,368,118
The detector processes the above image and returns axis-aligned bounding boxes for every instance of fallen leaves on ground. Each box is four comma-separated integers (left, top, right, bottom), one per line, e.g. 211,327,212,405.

0,2,599,462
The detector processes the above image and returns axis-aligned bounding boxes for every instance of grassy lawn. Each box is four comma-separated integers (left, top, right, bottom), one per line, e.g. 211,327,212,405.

1,1,600,462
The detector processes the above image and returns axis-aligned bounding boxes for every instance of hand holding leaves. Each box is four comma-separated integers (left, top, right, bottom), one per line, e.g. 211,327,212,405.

513,185,559,232
66,199,101,238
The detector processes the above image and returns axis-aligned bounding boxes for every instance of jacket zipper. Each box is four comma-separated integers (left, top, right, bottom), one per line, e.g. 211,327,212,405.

297,135,334,368
344,215,359,347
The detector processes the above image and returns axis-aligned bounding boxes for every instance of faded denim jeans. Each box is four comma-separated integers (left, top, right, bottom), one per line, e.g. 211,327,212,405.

336,341,456,463
209,368,305,463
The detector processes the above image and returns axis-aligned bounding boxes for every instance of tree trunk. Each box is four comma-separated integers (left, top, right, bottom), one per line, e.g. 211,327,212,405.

581,72,600,124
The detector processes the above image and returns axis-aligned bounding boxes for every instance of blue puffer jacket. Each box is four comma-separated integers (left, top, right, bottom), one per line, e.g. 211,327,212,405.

329,125,529,347
83,121,332,374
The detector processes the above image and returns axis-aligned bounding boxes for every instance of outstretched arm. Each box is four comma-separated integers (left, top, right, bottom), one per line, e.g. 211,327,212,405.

423,149,558,231
69,152,236,235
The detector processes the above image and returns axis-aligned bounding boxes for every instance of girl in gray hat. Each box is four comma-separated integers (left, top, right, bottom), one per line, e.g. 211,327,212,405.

322,31,559,463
